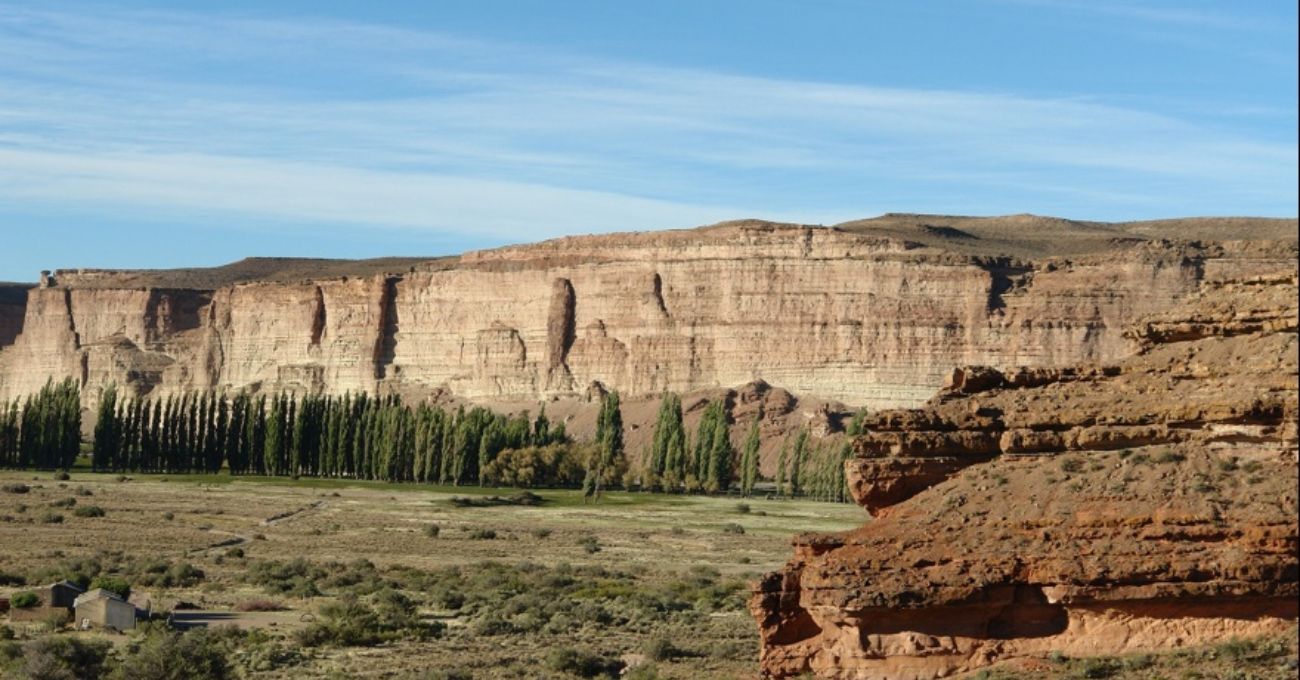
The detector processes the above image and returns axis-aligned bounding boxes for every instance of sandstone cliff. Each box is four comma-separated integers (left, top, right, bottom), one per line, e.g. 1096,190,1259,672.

751,270,1299,678
1,217,1294,421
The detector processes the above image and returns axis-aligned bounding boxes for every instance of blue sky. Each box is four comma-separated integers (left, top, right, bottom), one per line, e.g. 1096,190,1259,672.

0,1,1295,281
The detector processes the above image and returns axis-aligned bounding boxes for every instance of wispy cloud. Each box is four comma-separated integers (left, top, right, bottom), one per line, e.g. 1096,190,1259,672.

0,3,1294,250
999,0,1286,33
0,148,763,238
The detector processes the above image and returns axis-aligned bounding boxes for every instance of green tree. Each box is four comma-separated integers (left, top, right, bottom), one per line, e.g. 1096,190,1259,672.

586,391,626,499
92,384,120,472
649,392,686,490
788,428,809,496
846,407,868,437
740,417,761,496
774,437,789,497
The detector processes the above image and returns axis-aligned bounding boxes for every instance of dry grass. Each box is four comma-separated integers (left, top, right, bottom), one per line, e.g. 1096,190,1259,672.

0,470,864,678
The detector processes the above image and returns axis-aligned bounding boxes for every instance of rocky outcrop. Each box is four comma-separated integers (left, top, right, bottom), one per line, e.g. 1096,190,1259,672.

752,271,1299,678
2,220,1295,416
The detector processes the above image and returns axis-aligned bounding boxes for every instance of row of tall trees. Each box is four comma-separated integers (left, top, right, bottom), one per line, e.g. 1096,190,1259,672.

768,408,867,501
91,387,573,484
642,393,744,493
0,378,81,470
641,392,856,501
0,377,860,501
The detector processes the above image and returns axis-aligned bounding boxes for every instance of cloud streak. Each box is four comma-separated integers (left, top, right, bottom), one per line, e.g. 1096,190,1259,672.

0,3,1295,252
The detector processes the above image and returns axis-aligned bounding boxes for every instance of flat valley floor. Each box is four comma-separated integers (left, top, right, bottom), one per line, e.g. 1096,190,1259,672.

1,471,1294,679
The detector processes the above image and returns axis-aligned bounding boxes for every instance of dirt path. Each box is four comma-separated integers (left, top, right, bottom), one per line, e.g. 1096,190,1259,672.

260,499,326,526
193,500,328,554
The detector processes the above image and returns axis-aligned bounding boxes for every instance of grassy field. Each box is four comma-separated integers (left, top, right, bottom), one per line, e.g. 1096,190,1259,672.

3,470,1294,679
0,469,865,678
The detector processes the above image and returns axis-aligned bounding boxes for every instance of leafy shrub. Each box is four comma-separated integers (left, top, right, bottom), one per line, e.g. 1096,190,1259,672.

74,486,93,497
134,561,205,589
89,576,131,599
52,472,70,481
625,666,662,680
247,558,388,598
1120,654,1155,671
39,512,64,524
294,590,442,648
721,522,745,535
1214,638,1257,661
28,556,103,590
424,524,441,538
74,506,106,518
246,559,323,598
1059,457,1084,473
1074,658,1122,678
546,647,624,678
578,536,601,554
643,636,684,662
110,626,235,680
469,613,514,636
49,497,76,508
467,528,497,540
479,444,589,488
735,503,751,514
0,625,13,640
390,559,746,640
10,591,40,609
1,483,29,494
532,528,553,539
18,636,111,680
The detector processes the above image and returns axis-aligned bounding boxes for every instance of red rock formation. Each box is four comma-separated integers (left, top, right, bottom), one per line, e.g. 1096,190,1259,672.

752,272,1299,678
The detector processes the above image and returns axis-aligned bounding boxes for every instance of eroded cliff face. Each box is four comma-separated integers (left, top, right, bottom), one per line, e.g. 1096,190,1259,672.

0,284,29,349
751,271,1299,679
1,224,1293,415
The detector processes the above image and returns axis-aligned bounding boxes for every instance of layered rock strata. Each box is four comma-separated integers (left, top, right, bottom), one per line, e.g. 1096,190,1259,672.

752,271,1299,678
1,221,1294,414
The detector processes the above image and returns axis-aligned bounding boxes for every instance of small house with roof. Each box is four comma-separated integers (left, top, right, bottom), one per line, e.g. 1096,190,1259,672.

7,580,83,623
74,589,136,631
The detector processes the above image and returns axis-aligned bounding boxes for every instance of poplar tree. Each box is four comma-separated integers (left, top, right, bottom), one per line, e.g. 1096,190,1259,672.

586,390,625,499
740,418,761,497
788,428,809,497
93,385,120,471
774,437,789,497
649,392,686,490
